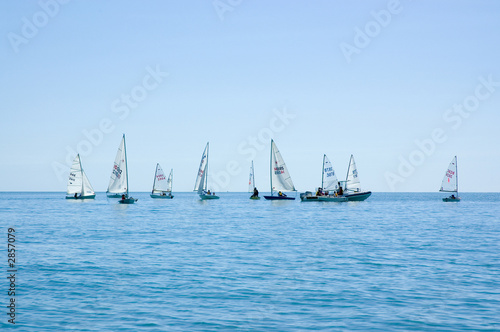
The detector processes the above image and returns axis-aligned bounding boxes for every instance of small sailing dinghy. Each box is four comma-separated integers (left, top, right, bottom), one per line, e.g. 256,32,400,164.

343,155,371,201
150,164,174,199
194,142,219,200
440,156,460,202
249,160,260,200
66,154,95,199
106,134,137,204
264,139,296,200
300,154,347,202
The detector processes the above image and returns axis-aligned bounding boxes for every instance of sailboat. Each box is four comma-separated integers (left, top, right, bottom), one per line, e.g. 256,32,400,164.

150,164,174,199
263,139,296,200
300,154,347,202
106,134,137,204
343,154,371,201
440,156,460,202
66,154,96,199
249,160,260,199
194,142,219,200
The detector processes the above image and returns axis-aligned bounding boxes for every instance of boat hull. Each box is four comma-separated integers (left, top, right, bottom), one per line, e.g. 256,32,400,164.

150,194,174,199
66,194,96,200
264,195,295,200
118,198,138,204
344,191,372,201
443,197,460,202
250,196,261,200
300,192,347,202
200,194,220,200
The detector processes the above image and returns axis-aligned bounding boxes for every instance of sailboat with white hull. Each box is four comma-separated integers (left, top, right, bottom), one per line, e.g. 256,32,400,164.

66,154,95,199
343,155,371,201
264,139,296,200
106,134,137,204
249,160,260,199
151,164,174,199
300,154,347,202
440,156,460,202
194,142,219,200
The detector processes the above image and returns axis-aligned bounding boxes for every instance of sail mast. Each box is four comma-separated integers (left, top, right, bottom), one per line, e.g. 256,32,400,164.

321,154,326,189
78,154,83,195
455,156,459,194
170,169,173,192
205,142,209,191
270,139,273,195
123,134,128,196
252,160,255,189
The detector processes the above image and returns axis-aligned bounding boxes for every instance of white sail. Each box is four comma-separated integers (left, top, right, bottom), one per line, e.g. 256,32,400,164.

270,140,295,193
440,156,458,192
67,154,95,196
82,170,95,196
167,169,173,192
107,135,128,195
152,163,169,193
345,154,361,193
67,154,84,195
248,161,255,192
322,154,339,191
197,163,207,194
194,143,209,192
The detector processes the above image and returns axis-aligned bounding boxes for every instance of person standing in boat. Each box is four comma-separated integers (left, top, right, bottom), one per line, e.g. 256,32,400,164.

251,187,259,198
337,182,343,196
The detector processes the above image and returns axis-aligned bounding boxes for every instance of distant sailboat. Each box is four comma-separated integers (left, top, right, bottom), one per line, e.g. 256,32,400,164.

150,164,174,199
264,139,296,200
249,160,260,199
194,142,219,200
300,154,347,202
66,154,95,199
343,155,371,201
106,134,137,204
440,156,460,202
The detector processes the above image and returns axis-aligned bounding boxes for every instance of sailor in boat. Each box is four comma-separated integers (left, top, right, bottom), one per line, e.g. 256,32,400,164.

450,194,456,199
337,183,343,196
251,187,259,198
74,193,78,198
121,194,126,200
278,191,287,197
207,190,211,195
316,187,323,196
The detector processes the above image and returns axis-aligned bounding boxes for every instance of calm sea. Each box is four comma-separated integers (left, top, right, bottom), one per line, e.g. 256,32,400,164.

1,192,499,331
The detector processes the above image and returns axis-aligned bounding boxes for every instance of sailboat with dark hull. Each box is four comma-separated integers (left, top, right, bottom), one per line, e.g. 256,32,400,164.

264,140,296,200
66,154,95,199
440,156,460,202
343,155,371,201
106,134,137,204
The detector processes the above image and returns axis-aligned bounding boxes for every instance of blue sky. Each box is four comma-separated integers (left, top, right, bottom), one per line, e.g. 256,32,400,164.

1,0,499,192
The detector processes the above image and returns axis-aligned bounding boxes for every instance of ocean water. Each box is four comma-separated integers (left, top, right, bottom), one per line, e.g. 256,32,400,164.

1,192,499,331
